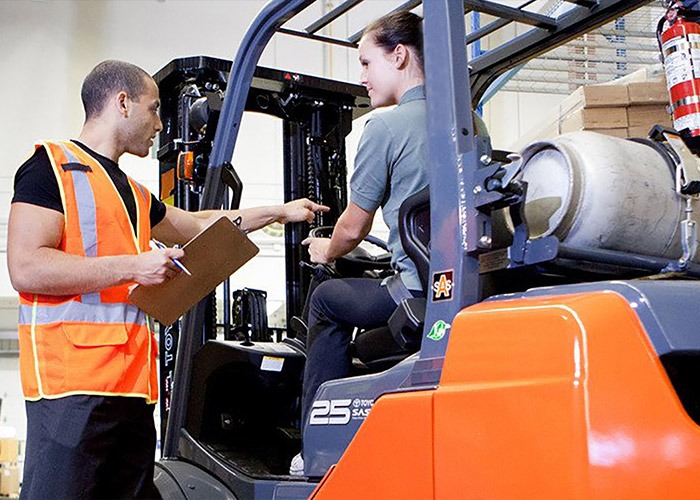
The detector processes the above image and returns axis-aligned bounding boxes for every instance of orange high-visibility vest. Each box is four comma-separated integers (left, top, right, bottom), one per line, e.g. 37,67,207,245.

17,141,158,403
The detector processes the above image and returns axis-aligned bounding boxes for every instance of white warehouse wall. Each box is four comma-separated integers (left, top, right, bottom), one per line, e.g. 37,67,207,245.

483,91,566,150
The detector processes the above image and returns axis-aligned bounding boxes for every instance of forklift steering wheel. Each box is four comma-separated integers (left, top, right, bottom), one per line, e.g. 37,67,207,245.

308,226,392,277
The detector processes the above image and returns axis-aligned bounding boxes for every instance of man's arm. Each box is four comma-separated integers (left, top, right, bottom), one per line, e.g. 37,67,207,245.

7,202,184,295
152,198,329,245
302,202,375,264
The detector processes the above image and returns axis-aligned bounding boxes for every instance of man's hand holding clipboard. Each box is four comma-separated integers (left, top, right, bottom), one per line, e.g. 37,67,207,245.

128,217,259,325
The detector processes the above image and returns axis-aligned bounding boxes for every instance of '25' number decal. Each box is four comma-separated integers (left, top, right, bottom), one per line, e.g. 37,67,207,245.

309,399,351,425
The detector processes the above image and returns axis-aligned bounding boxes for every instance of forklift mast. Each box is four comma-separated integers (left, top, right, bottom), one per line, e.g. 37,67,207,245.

154,55,370,449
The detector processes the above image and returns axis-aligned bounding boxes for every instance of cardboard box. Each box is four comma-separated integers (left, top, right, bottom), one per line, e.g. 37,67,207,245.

559,84,629,117
0,464,19,496
627,105,672,128
561,106,628,133
628,81,669,106
510,69,670,151
0,439,18,463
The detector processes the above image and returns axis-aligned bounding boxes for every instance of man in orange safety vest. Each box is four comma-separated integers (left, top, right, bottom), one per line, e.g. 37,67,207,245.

8,60,328,499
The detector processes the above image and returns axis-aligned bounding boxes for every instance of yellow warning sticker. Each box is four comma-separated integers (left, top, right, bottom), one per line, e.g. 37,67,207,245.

261,356,284,372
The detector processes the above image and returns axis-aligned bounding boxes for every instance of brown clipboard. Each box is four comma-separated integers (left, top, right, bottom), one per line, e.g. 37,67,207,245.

128,216,259,325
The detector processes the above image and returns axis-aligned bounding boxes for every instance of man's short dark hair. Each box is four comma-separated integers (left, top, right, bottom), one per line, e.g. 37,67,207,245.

81,60,152,119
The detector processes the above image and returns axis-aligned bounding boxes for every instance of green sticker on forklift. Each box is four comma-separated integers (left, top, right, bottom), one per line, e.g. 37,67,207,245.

427,320,451,341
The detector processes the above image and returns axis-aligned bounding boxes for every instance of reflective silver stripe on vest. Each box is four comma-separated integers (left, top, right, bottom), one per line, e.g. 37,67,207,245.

57,143,101,305
134,182,149,205
19,301,147,326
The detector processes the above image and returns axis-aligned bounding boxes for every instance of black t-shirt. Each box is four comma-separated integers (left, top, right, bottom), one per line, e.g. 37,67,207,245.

12,140,167,232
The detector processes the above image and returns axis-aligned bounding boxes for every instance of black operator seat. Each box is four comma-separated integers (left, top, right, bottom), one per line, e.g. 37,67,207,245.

398,185,430,291
352,185,430,371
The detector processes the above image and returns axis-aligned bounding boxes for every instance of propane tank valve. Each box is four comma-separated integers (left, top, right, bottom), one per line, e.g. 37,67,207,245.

680,197,698,264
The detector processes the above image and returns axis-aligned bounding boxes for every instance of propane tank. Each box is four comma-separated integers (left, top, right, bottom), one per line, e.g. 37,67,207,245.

659,0,700,152
514,131,700,262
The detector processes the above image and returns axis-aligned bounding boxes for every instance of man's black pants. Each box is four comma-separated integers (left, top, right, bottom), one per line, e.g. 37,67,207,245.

21,395,159,499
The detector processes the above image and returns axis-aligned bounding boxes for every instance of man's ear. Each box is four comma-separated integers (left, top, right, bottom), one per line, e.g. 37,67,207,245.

394,44,409,69
115,91,129,118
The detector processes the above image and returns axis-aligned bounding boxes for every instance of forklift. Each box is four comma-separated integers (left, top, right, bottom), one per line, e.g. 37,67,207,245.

152,1,700,498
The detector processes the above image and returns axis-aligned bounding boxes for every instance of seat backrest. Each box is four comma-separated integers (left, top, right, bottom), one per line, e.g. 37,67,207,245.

353,186,430,370
398,185,430,293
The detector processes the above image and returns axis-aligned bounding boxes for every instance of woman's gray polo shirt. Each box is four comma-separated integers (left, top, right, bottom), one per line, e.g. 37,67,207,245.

350,85,429,291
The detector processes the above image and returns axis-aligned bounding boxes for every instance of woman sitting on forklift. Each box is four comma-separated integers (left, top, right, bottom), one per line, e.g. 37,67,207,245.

296,10,428,475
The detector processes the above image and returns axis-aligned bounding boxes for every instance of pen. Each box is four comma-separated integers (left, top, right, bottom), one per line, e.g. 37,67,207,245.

151,239,192,276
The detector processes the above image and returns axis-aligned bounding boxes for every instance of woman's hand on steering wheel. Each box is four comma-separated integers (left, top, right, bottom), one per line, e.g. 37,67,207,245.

302,236,333,264
303,226,392,277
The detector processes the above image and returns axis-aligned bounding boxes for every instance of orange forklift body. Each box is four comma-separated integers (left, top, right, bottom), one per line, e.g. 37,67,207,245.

312,291,700,499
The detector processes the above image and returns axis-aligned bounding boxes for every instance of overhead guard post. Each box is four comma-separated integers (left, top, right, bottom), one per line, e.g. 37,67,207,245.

163,0,317,459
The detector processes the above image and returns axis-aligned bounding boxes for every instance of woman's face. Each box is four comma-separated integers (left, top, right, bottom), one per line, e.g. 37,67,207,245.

358,34,400,108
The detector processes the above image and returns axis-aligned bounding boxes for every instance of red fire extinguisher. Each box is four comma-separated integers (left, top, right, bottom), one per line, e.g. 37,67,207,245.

658,0,700,151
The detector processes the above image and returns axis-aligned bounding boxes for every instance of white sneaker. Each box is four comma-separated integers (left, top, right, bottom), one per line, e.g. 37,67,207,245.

289,452,304,476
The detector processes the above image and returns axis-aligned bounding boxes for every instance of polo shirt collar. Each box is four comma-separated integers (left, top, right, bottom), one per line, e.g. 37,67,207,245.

399,85,426,106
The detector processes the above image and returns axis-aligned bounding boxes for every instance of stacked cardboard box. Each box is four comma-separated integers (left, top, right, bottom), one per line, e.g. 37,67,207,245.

559,84,630,137
627,80,672,137
512,70,673,151
0,439,19,497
